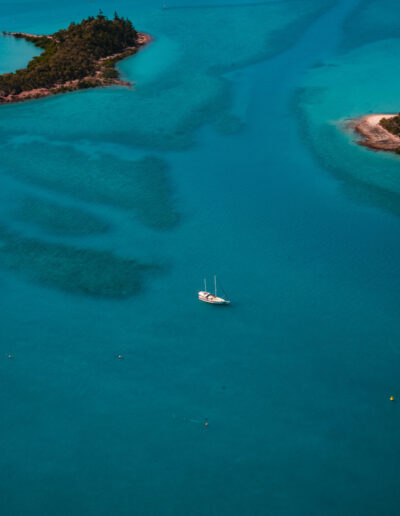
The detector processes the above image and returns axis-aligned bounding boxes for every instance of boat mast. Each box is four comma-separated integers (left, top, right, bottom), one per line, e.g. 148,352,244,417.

214,275,217,297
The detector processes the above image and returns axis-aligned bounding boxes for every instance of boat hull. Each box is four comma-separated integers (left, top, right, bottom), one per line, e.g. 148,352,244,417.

198,291,230,305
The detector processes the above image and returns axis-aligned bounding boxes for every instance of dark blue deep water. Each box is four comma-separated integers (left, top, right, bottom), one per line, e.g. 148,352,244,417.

1,1,400,514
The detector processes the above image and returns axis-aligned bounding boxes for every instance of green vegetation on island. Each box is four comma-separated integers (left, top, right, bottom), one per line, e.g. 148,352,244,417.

0,11,149,103
380,114,400,137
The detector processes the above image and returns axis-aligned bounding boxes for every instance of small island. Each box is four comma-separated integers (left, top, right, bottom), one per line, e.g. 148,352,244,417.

353,113,400,153
0,11,151,104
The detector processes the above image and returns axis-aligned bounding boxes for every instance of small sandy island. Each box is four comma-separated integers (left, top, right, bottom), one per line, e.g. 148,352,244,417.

352,114,400,152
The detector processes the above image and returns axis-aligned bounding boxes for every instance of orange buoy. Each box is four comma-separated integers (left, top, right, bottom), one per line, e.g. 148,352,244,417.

390,395,395,401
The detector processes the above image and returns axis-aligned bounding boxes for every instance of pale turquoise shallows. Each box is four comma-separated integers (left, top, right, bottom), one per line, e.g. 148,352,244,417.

0,34,40,74
1,1,400,515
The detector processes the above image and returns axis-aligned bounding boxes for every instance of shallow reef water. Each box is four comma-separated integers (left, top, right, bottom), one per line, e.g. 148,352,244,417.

1,141,178,230
0,230,157,298
296,30,400,214
340,0,400,51
0,34,40,74
0,0,334,151
0,0,333,298
15,197,110,237
1,1,400,515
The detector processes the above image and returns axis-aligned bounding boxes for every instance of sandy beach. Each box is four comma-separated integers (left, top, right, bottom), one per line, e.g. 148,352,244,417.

353,113,400,151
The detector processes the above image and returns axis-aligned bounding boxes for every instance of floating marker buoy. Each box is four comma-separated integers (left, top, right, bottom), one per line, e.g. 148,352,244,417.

390,395,394,401
117,355,123,360
8,354,12,359
204,419,209,427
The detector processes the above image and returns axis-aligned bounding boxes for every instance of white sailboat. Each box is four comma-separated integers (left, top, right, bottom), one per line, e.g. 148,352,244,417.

198,275,230,305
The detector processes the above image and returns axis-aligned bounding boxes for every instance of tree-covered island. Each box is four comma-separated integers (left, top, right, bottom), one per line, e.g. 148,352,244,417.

0,12,151,104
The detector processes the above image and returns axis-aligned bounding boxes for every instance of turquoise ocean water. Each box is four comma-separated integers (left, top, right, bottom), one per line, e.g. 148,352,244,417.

1,0,400,514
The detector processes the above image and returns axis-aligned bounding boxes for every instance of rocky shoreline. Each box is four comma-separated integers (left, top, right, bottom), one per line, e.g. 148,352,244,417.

0,31,152,105
352,114,400,152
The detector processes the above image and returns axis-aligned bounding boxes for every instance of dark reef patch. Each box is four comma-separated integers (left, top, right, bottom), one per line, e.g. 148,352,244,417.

341,0,400,52
0,231,159,298
16,197,110,237
1,142,179,230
